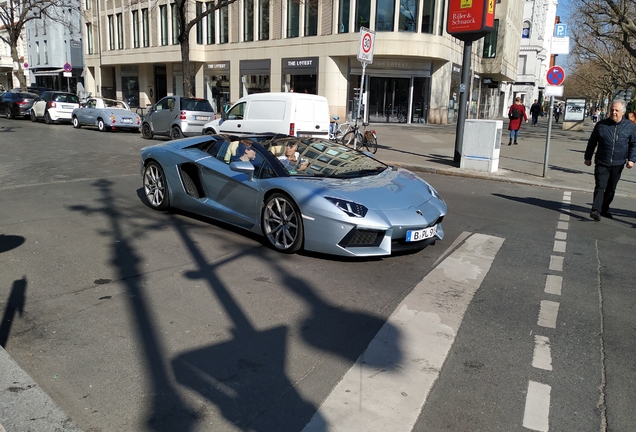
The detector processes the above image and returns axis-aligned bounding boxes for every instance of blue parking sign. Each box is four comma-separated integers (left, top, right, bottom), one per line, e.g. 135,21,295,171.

555,24,566,37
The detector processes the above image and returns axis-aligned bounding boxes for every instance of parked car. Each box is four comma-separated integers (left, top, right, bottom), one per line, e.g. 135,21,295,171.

0,91,39,119
71,97,141,132
141,96,215,140
140,134,446,256
30,91,80,124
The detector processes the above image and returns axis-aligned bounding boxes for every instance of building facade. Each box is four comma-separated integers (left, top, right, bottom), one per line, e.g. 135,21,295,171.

0,0,28,91
509,0,558,111
81,0,524,124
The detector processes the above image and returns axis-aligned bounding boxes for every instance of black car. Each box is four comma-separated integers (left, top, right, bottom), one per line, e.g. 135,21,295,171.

0,91,39,119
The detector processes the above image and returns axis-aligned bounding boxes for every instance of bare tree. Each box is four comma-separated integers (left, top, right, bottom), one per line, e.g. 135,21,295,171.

0,0,68,89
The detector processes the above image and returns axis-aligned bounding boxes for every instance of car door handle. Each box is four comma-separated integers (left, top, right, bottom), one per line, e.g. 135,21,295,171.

237,124,241,128
315,125,320,129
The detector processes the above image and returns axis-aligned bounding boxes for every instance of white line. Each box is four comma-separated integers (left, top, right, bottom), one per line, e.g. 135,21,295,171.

553,240,566,253
559,213,570,221
544,275,562,296
563,191,571,197
523,381,551,431
549,255,564,272
557,221,569,231
532,336,553,371
538,300,560,329
554,231,567,241
302,234,505,432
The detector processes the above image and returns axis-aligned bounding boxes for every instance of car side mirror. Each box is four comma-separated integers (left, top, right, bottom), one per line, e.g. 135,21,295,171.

229,161,255,180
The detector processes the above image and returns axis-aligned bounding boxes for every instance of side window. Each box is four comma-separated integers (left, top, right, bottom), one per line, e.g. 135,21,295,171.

156,98,169,111
206,139,228,158
256,159,277,179
167,98,175,110
227,102,246,120
88,100,96,108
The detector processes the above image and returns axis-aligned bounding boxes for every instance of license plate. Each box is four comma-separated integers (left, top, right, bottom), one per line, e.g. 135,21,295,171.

300,134,312,138
194,116,209,121
406,225,437,242
63,105,74,109
121,118,133,124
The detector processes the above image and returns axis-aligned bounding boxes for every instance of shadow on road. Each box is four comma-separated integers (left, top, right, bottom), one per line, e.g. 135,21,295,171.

0,276,27,348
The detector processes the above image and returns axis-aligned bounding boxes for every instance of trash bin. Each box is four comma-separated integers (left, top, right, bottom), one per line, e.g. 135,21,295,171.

460,119,503,173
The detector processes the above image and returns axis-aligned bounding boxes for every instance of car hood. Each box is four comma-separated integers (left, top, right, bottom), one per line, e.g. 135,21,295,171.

297,168,437,210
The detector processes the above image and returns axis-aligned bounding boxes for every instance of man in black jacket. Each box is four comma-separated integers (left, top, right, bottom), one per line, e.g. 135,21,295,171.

530,99,541,126
584,99,636,221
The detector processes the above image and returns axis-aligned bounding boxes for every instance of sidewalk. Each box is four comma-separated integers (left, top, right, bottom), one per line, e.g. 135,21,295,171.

1,116,634,432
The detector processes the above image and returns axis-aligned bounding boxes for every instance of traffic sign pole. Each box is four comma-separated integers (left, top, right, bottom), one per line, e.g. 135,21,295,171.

543,96,554,177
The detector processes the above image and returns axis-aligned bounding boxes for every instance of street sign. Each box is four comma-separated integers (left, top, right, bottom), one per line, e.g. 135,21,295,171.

357,27,375,64
545,85,564,97
546,66,565,86
555,24,567,37
63,62,72,72
551,36,570,55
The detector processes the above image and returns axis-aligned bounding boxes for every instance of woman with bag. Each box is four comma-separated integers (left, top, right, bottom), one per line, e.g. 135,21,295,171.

507,97,528,145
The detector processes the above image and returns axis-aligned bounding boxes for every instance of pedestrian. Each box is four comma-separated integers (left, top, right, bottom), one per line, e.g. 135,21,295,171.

507,97,528,145
584,99,636,221
530,99,541,126
553,104,562,123
592,107,600,123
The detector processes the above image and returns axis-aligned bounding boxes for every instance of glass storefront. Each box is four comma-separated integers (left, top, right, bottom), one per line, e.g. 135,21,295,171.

121,65,140,107
281,57,318,94
240,59,270,98
204,62,230,113
448,64,461,124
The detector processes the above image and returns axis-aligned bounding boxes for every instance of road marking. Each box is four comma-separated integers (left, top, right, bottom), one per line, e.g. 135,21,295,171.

523,381,551,431
549,255,563,272
559,213,569,221
538,300,560,328
544,275,562,296
557,221,568,230
302,234,504,432
563,191,571,197
554,231,567,240
553,240,566,253
532,335,553,371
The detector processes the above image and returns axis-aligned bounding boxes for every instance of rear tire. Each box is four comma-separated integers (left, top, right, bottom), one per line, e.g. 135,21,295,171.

365,134,378,154
72,116,81,129
141,123,153,139
44,111,52,124
170,126,183,140
143,162,170,210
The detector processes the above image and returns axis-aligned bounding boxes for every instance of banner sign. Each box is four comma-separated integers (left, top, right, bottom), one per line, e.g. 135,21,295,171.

447,0,496,40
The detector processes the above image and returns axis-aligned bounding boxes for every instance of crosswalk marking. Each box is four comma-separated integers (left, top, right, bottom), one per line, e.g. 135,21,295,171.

302,234,504,432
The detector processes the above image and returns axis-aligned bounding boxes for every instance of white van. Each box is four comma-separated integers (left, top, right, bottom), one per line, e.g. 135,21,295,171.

202,92,330,138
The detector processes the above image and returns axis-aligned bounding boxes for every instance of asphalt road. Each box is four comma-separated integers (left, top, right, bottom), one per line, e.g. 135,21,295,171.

1,116,635,431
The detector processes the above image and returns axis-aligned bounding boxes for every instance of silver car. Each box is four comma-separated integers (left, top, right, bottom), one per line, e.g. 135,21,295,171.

141,96,215,140
71,97,141,132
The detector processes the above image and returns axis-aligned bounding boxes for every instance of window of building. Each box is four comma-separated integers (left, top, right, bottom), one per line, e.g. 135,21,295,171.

117,13,123,49
196,2,203,44
206,2,216,44
108,15,115,50
522,21,530,39
305,0,318,36
122,65,140,107
142,9,150,47
43,22,47,36
482,19,498,58
220,4,229,43
44,40,48,64
36,41,40,65
399,0,417,32
85,0,90,10
355,0,370,31
172,3,180,45
35,23,38,37
245,0,254,41
68,10,73,34
132,10,140,48
338,0,350,33
86,23,94,54
259,0,269,40
518,55,527,74
376,0,395,31
421,0,434,34
160,5,169,45
287,0,300,38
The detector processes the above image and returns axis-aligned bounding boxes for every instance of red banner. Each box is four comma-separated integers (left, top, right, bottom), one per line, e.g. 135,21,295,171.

447,0,496,37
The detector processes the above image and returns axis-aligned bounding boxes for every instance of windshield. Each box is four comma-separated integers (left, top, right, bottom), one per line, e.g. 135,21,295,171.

266,137,387,178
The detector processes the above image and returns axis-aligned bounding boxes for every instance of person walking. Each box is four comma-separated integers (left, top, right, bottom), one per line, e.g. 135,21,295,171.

530,99,541,126
553,104,562,123
584,99,636,221
507,97,528,145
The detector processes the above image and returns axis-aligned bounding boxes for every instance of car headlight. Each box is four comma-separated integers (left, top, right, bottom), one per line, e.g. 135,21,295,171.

324,196,368,218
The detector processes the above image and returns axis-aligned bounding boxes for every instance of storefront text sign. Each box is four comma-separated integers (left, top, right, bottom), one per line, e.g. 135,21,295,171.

447,0,496,41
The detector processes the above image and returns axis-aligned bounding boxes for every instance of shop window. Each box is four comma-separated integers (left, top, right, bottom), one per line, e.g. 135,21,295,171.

338,0,350,33
205,74,230,113
245,0,254,41
172,3,180,45
287,0,300,38
196,2,203,44
305,0,318,36
482,19,498,58
399,0,417,32
108,15,115,50
376,0,395,31
421,0,434,34
122,66,140,107
259,0,270,40
206,3,216,44
355,0,370,31
220,5,229,43
117,13,123,49
160,5,169,45
132,10,140,48
142,9,150,47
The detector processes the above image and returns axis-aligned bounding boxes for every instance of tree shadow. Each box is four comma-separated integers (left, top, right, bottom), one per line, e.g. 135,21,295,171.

0,277,27,348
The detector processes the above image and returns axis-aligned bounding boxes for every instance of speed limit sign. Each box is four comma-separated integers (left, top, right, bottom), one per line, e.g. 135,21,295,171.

357,27,375,64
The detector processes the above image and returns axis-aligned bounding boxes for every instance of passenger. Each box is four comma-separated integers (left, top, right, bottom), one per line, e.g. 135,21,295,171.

234,142,257,162
278,142,308,170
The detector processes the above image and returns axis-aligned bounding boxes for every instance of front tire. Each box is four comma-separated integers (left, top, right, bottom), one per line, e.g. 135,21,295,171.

72,116,81,128
97,118,106,132
342,131,363,149
262,193,303,254
143,162,170,210
141,123,153,139
170,126,183,140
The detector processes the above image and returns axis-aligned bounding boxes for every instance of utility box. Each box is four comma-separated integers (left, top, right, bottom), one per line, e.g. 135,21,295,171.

460,119,503,172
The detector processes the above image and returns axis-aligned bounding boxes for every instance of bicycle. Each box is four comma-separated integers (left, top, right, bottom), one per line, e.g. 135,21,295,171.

342,122,377,154
328,116,351,142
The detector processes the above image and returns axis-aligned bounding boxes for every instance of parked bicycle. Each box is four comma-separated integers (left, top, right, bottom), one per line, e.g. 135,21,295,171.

328,116,351,142
342,122,377,154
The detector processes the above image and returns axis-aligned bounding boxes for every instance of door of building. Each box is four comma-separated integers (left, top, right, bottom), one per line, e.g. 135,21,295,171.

367,77,410,123
154,66,167,102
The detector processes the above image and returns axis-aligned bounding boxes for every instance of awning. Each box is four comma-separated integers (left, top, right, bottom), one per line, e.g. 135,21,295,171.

31,68,65,76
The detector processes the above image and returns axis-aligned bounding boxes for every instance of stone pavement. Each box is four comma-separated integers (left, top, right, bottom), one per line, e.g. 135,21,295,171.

2,115,635,432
